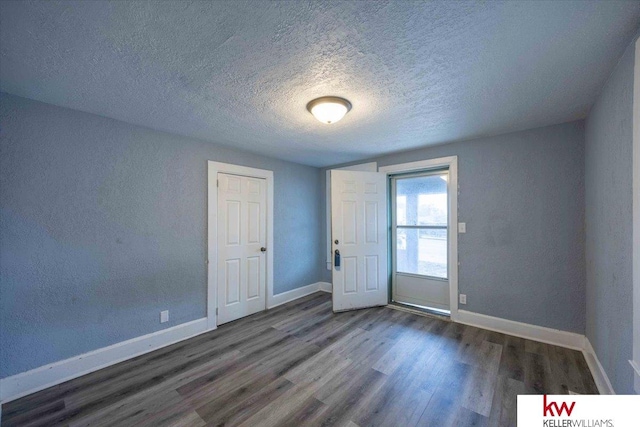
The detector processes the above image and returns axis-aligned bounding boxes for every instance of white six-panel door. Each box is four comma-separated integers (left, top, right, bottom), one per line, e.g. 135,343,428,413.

217,173,267,324
331,170,388,312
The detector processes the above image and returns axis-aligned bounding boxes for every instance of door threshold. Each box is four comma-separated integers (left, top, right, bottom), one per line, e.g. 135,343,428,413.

388,301,451,321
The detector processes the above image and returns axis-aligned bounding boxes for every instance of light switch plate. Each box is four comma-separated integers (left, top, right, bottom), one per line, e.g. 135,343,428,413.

459,294,467,305
160,310,169,323
458,222,466,233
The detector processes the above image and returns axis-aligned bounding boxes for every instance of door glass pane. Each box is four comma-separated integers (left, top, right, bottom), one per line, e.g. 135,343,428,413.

396,174,448,226
396,228,447,278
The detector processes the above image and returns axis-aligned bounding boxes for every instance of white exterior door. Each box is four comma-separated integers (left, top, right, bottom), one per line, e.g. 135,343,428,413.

391,170,450,312
331,170,388,312
217,173,267,324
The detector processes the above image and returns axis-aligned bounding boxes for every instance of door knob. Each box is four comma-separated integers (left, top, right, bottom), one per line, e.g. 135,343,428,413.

260,247,267,252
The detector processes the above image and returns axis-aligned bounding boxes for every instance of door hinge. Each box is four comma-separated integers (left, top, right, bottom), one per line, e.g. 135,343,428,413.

216,308,218,315
217,179,219,187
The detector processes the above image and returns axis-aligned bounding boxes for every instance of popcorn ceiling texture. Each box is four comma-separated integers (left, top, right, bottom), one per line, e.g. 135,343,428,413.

1,0,639,167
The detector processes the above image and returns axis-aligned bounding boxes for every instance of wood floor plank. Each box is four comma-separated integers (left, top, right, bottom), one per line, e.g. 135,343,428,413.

524,339,549,357
375,352,440,427
272,301,333,333
66,349,242,409
234,382,325,427
2,292,599,427
283,345,353,387
371,335,423,375
23,350,241,426
451,407,489,427
547,345,587,394
352,343,438,427
487,374,526,426
179,338,320,410
314,361,385,408
69,389,205,427
197,377,294,427
524,351,555,394
307,367,388,427
1,399,66,427
460,365,499,417
273,396,329,427
498,335,526,381
319,328,394,373
570,349,600,394
417,361,473,426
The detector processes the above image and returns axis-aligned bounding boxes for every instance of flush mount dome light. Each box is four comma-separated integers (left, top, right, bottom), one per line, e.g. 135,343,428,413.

306,96,352,124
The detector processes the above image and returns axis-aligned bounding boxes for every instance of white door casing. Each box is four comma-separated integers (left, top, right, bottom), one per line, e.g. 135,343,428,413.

331,170,388,311
379,156,459,321
632,37,640,393
207,161,274,330
216,173,267,324
391,170,451,312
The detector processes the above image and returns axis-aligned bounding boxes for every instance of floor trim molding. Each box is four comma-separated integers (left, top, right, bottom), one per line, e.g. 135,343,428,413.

583,338,616,395
455,309,617,394
1,286,613,408
318,282,332,293
454,311,622,395
456,309,585,351
279,282,610,395
1,282,327,406
268,282,327,309
0,318,211,405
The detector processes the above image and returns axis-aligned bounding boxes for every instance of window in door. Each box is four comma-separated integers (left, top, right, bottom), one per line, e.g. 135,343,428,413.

391,169,450,313
394,172,448,279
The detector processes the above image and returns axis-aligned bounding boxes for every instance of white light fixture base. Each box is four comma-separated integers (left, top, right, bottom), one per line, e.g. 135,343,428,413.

307,96,352,124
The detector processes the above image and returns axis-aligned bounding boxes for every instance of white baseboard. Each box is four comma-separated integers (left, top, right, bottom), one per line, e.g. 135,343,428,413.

630,360,640,394
582,339,615,395
318,282,332,293
456,309,585,351
267,282,327,309
315,286,586,351
456,310,618,394
0,317,210,405
0,282,329,407
1,284,613,409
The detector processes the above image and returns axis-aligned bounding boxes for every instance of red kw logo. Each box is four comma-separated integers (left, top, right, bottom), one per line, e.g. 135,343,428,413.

543,395,576,417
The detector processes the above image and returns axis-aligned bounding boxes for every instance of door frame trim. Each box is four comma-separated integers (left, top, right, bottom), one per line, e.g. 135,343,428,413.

632,37,640,393
379,156,459,321
207,161,274,330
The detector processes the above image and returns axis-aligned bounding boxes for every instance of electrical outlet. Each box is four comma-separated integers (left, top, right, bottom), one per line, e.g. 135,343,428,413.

458,222,466,233
459,294,467,305
160,310,169,323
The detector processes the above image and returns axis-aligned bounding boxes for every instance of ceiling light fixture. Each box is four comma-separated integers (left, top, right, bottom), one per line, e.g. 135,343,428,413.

306,96,352,124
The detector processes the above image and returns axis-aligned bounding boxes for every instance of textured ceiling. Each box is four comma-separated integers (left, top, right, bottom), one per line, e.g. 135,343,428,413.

1,1,640,167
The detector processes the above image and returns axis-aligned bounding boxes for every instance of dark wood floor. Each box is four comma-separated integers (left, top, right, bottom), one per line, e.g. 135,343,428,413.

2,292,598,427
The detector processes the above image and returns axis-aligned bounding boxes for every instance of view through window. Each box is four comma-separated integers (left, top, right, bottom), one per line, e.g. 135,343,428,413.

395,172,448,279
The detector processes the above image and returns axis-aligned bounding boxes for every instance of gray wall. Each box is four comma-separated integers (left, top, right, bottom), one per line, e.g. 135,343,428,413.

585,34,637,394
0,93,324,378
324,121,586,334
